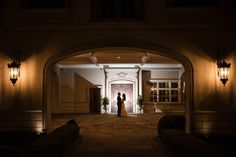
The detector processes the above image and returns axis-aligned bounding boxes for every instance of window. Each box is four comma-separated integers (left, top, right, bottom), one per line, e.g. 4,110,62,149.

150,80,180,103
166,0,219,7
91,0,144,21
150,82,157,102
20,0,70,9
181,81,186,102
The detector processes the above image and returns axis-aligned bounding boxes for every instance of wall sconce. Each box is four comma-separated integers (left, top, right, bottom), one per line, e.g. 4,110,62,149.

217,59,231,86
7,53,21,86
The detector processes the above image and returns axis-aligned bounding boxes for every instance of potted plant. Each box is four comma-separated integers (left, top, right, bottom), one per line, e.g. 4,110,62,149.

137,95,143,113
102,96,109,113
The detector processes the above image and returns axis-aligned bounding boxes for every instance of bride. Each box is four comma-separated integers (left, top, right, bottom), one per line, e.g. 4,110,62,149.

120,94,128,117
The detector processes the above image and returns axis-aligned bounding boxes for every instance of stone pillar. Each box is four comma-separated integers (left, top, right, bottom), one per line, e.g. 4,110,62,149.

104,69,108,97
136,67,140,96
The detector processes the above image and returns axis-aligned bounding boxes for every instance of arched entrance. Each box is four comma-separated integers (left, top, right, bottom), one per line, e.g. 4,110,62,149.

43,41,194,133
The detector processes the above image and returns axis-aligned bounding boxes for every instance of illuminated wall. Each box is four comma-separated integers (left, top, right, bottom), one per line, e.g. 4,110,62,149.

232,53,236,110
58,67,104,113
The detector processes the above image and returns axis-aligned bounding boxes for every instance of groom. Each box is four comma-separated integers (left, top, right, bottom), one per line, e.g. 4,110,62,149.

117,92,122,117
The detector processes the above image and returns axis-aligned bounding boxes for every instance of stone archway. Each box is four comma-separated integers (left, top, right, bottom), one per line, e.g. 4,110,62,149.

43,40,194,133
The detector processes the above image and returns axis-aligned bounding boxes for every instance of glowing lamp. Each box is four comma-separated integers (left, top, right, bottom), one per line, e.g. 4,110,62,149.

217,60,230,86
8,60,20,86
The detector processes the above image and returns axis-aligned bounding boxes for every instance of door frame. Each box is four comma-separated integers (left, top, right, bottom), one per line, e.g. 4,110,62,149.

89,87,101,113
109,81,136,113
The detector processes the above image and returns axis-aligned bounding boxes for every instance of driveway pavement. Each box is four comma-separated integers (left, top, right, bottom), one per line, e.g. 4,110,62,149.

50,113,175,157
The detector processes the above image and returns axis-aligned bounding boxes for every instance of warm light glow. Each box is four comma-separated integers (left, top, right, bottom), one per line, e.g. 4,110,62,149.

182,81,185,94
218,67,229,79
217,60,231,86
9,67,20,79
8,60,20,86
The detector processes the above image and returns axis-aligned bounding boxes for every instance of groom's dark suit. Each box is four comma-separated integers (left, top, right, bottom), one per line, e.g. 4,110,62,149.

117,95,122,117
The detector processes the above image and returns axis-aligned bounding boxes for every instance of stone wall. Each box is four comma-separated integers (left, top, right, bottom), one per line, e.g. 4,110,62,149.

0,110,43,132
195,111,236,136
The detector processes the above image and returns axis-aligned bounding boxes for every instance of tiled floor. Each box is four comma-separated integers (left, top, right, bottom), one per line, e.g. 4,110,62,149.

51,113,175,157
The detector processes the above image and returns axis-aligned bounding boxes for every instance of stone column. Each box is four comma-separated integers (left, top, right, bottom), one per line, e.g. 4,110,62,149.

104,69,108,97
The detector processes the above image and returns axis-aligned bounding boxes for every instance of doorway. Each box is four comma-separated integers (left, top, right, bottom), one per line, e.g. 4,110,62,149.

111,84,133,113
89,88,101,113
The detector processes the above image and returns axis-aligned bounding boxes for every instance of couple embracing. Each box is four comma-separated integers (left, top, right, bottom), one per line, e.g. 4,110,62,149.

117,92,128,117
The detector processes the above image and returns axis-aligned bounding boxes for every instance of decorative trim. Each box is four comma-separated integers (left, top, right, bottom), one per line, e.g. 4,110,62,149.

117,72,128,78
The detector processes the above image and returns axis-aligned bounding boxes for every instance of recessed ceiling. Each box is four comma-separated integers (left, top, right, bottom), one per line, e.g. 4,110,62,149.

56,50,183,70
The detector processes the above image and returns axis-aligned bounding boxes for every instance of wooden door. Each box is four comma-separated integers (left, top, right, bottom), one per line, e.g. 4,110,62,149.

89,88,101,113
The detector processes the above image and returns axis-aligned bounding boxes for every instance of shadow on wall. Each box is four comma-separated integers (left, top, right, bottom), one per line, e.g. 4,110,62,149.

205,48,232,62
1,49,37,63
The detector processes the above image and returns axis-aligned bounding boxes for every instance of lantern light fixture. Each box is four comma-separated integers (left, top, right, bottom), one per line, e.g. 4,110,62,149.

7,52,21,86
217,59,231,86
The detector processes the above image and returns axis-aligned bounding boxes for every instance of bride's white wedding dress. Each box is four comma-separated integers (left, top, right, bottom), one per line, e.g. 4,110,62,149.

120,98,128,117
